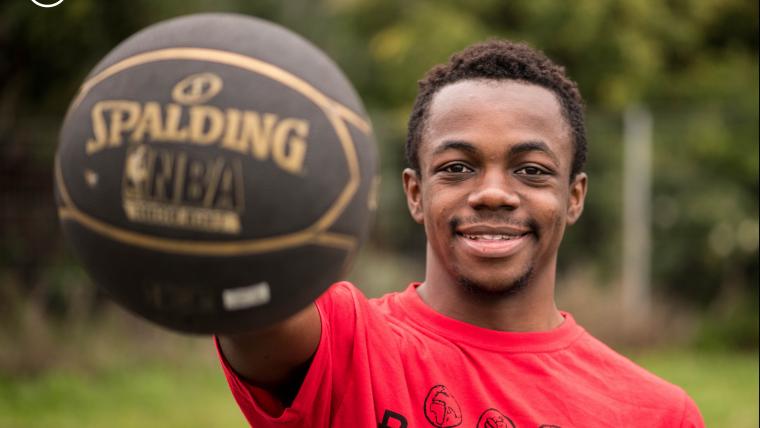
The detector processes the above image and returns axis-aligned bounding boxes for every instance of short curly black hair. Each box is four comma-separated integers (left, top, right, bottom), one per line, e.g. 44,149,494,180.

406,40,587,179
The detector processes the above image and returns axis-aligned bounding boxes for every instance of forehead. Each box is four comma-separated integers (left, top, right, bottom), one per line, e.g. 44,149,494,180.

422,79,571,165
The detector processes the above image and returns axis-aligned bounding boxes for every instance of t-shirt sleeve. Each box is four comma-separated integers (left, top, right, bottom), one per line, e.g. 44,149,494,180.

679,392,705,428
215,282,362,427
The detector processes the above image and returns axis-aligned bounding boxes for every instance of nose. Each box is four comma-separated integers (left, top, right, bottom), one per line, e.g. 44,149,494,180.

467,169,519,210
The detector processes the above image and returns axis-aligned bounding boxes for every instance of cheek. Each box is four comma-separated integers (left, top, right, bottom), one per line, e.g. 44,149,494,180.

551,213,566,238
422,191,456,240
531,193,567,236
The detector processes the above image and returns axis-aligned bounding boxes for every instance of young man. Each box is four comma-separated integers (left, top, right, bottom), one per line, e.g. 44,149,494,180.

217,40,705,427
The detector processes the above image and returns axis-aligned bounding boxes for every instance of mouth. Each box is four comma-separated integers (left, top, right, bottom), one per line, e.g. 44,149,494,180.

454,224,533,258
457,232,529,241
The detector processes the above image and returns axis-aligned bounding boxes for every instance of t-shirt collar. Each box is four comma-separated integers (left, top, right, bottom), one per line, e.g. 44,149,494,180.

397,282,585,353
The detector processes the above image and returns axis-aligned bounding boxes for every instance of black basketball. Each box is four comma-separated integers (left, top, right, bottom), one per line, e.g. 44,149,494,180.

54,13,378,334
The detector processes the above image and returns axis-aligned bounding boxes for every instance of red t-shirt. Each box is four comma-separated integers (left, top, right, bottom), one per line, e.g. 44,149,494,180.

218,282,704,427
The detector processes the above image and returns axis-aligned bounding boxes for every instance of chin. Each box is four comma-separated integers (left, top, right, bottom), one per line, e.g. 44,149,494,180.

455,266,534,299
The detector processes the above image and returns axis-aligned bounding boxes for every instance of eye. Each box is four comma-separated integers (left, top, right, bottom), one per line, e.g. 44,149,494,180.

515,166,548,176
441,163,473,173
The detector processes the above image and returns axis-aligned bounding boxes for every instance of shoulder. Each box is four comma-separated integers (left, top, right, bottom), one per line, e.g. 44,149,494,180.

574,333,678,392
317,281,407,317
571,332,701,421
315,281,409,335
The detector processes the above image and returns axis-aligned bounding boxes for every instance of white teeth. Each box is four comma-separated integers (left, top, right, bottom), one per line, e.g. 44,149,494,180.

463,234,521,241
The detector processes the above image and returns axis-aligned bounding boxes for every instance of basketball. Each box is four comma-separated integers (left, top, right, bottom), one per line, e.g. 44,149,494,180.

54,13,378,334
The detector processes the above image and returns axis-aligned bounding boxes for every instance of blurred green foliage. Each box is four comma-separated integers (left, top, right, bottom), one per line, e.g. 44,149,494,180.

632,349,759,427
0,0,757,349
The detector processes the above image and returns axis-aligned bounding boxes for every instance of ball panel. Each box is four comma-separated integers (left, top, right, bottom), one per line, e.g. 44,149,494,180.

86,14,366,116
61,219,348,333
60,56,360,240
325,124,379,239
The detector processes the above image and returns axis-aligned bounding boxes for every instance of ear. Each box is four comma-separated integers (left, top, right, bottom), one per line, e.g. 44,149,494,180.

566,172,587,225
402,168,425,224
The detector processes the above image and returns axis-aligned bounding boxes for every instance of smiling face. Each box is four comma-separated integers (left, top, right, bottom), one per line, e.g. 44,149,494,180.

403,79,587,298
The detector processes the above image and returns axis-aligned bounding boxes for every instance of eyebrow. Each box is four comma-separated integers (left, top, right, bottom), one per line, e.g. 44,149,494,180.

432,139,560,165
431,140,478,157
509,140,560,166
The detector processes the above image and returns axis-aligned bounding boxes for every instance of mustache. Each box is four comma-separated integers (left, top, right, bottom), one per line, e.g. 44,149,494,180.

450,215,539,236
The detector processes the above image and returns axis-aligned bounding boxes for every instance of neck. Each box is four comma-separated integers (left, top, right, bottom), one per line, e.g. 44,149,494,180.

418,252,563,332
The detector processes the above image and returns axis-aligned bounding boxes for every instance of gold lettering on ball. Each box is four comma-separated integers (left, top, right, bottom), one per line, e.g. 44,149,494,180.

171,72,224,105
121,144,245,234
84,71,311,176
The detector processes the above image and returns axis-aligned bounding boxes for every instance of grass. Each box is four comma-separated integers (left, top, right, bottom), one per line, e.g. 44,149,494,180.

0,357,246,428
0,345,756,427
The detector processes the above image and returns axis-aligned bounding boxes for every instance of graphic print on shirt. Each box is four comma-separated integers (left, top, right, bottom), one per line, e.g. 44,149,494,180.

378,409,409,428
476,408,516,428
423,384,463,427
